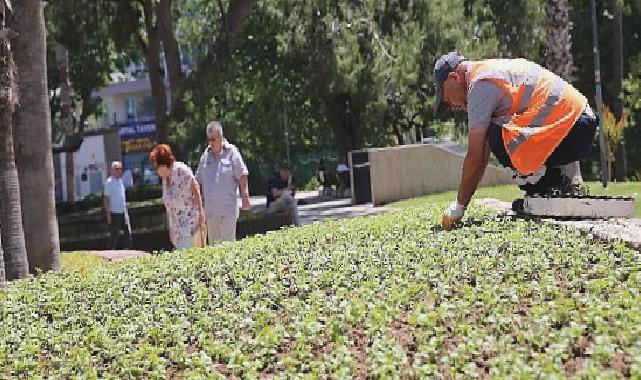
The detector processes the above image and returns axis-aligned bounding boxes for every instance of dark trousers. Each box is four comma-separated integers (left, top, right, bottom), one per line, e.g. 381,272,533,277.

107,212,132,249
488,110,598,195
337,172,350,198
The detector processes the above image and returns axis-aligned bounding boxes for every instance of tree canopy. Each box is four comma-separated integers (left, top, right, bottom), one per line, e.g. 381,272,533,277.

44,0,641,184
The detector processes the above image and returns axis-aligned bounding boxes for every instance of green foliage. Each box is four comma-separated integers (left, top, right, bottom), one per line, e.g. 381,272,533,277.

45,0,137,134
238,209,259,222
125,185,163,203
303,176,321,191
603,106,627,157
469,0,545,60
170,0,525,171
45,0,641,181
55,194,104,216
2,202,641,377
624,55,641,179
56,186,162,216
569,0,641,178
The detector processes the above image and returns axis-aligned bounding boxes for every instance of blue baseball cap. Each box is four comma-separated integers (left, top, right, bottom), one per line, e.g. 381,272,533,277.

433,51,465,115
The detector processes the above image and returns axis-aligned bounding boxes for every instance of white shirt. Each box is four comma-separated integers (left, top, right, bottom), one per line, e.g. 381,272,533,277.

104,177,127,213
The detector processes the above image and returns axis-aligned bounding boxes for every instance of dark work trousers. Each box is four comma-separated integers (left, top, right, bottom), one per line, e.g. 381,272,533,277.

488,110,598,195
107,212,132,249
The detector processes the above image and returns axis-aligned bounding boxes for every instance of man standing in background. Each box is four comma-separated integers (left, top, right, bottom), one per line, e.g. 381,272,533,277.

103,161,132,249
196,121,251,243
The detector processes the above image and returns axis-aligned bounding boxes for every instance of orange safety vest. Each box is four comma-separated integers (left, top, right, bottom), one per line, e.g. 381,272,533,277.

468,59,587,175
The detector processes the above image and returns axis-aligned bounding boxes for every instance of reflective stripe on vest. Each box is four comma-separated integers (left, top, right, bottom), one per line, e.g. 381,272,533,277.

469,59,587,175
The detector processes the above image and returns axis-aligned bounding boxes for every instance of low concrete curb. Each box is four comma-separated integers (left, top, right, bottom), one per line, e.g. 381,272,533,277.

475,198,641,251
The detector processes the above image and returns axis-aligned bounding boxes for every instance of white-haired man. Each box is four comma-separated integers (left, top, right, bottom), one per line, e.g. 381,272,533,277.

196,121,251,243
103,161,132,249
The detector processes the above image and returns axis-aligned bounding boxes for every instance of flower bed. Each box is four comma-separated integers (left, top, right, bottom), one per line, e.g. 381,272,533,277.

2,204,640,378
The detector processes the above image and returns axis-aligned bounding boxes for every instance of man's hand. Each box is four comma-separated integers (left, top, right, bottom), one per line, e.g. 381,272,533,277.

106,213,112,225
442,201,466,230
241,197,251,210
272,188,284,199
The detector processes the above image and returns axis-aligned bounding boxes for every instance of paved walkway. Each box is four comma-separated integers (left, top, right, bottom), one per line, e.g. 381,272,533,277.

247,190,389,225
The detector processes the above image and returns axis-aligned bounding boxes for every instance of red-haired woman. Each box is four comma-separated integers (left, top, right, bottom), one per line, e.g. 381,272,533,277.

150,144,205,249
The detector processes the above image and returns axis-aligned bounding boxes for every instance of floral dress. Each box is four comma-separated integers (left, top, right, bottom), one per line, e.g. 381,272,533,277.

162,161,199,244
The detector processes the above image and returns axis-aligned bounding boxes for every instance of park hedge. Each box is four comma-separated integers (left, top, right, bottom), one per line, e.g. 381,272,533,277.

1,203,640,378
56,185,163,216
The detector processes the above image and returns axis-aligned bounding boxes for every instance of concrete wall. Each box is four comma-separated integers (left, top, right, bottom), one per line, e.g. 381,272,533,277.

369,144,512,205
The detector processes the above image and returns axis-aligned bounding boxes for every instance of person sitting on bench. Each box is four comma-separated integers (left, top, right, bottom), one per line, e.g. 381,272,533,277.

266,161,301,226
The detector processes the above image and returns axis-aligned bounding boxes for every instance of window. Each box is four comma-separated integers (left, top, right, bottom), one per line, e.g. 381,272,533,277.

124,96,154,120
125,98,136,120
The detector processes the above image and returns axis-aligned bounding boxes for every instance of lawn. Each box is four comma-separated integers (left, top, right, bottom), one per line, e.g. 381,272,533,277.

390,181,641,217
60,251,106,272
1,201,640,378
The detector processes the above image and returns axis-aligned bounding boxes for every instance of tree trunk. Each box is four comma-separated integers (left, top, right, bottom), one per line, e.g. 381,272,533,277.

55,43,76,200
212,0,257,71
138,0,168,143
544,0,574,82
0,234,5,287
324,92,363,157
11,0,61,273
157,0,184,122
0,19,29,280
612,0,627,180
145,36,168,143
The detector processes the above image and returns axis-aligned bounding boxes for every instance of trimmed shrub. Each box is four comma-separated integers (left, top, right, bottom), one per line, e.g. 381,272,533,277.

56,185,162,216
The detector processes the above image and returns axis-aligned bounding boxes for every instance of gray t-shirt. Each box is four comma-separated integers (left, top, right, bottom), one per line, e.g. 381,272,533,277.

196,142,249,218
467,80,512,130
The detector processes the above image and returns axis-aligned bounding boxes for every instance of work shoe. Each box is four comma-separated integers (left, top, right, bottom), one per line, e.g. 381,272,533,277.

511,198,525,213
519,167,564,196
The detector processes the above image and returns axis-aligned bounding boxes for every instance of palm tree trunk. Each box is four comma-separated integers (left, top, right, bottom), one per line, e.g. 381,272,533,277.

10,0,61,273
1,0,29,280
544,0,574,82
0,110,29,280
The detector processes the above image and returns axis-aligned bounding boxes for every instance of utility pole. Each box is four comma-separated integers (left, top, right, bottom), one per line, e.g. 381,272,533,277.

282,93,290,166
590,0,608,187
